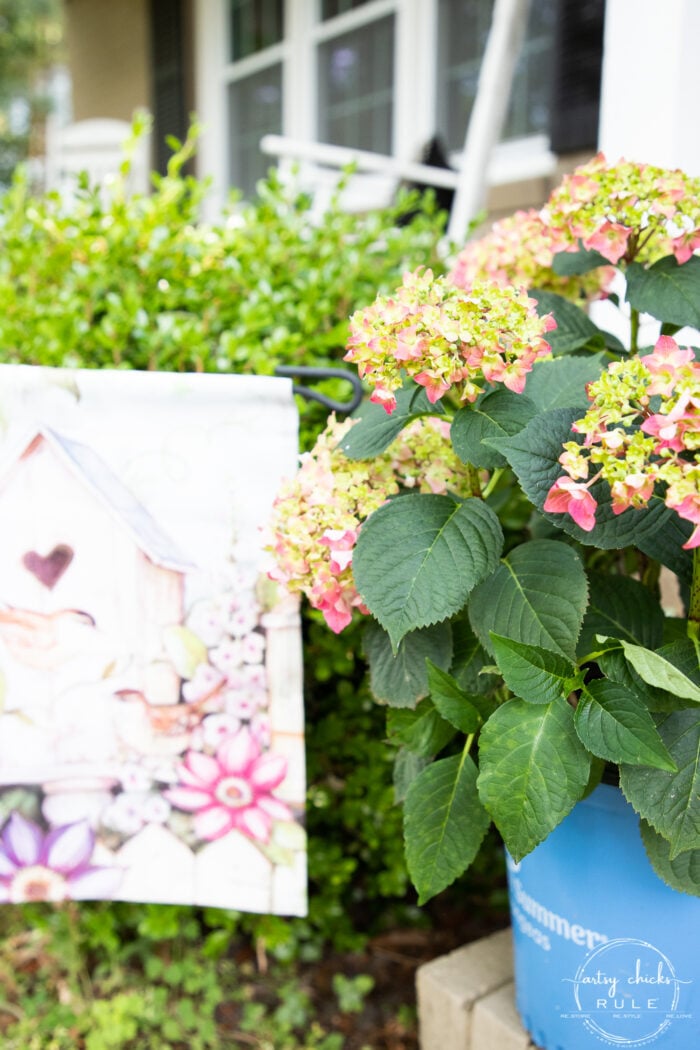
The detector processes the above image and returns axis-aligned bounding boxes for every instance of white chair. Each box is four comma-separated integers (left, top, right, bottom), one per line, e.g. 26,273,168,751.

44,117,151,200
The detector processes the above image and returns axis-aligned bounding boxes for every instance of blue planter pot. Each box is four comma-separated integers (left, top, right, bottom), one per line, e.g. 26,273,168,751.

506,783,700,1049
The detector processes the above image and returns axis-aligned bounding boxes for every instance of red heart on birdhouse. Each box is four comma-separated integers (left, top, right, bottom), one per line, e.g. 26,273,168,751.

22,544,74,589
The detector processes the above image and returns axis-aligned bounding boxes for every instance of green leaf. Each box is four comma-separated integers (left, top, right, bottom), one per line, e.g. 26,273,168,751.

338,383,441,459
477,699,591,859
551,247,610,276
493,407,694,578
354,494,503,649
530,289,604,354
387,701,457,756
451,617,499,696
363,619,453,707
578,572,665,657
523,354,605,413
404,749,490,903
626,255,700,329
451,390,537,469
575,680,677,771
468,540,588,659
393,748,431,803
640,821,700,897
489,633,577,704
620,709,700,858
620,642,700,703
426,660,484,732
597,648,678,713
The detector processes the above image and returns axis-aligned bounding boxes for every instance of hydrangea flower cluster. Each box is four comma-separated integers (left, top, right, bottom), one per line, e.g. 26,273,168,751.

345,268,555,414
267,413,475,632
544,336,700,547
449,208,614,305
542,153,700,266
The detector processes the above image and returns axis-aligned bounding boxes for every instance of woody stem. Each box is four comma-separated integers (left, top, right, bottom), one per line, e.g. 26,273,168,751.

629,307,640,354
463,462,483,498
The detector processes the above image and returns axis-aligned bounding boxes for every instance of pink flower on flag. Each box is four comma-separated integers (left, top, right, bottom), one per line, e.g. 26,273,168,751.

0,813,121,903
165,729,293,843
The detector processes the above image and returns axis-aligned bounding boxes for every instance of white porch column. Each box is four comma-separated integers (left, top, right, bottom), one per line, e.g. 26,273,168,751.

598,0,700,175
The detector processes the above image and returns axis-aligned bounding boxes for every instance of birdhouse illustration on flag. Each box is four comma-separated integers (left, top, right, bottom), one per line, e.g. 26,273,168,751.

0,366,306,915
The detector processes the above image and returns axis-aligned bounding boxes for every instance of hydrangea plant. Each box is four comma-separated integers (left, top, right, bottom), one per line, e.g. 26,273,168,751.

269,154,700,904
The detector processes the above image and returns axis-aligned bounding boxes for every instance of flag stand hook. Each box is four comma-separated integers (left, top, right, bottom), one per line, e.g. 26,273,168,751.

273,365,363,415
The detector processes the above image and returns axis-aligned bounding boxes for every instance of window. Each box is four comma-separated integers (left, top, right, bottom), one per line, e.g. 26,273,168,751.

196,0,599,205
230,0,284,60
436,0,556,152
316,14,395,154
320,0,374,19
228,65,283,193
226,0,284,195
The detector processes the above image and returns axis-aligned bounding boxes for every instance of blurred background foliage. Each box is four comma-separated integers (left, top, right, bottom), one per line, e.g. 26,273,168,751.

0,0,64,187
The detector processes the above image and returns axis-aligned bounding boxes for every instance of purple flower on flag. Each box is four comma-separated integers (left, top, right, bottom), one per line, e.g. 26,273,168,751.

0,813,122,903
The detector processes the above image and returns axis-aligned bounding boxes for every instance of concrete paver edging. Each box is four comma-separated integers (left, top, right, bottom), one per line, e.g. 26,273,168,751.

416,928,536,1049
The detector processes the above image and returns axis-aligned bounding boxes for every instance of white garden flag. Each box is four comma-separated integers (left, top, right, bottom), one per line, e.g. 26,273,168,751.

0,365,306,915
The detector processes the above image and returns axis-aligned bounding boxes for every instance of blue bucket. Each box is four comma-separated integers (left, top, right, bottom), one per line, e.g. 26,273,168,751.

506,783,700,1049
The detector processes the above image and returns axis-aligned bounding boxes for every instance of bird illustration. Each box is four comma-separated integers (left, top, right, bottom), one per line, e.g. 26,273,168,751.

112,680,225,759
0,606,97,670
113,687,223,735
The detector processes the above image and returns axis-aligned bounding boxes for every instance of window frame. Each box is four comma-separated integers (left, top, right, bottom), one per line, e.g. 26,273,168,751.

193,0,559,213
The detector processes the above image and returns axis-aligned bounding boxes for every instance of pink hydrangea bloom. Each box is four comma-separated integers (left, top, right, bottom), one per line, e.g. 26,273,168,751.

542,154,700,267
345,269,553,414
165,728,292,843
450,208,613,304
547,336,700,539
267,413,476,632
543,476,598,531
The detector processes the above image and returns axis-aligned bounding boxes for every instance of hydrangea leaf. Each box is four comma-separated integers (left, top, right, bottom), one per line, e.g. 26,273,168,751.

338,384,441,460
640,821,700,898
489,633,577,704
523,354,605,412
451,390,537,469
354,494,503,650
530,289,604,353
393,748,431,804
626,255,700,329
386,701,456,757
620,709,700,858
363,619,452,708
404,750,490,904
578,572,665,656
551,247,610,275
619,642,700,703
468,540,588,660
477,699,590,860
426,660,485,733
450,616,499,695
575,680,677,771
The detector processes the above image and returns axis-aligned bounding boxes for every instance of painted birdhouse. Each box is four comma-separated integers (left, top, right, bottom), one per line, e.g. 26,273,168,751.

0,427,196,710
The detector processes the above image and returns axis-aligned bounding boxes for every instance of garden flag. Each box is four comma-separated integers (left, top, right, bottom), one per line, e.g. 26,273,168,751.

0,365,306,915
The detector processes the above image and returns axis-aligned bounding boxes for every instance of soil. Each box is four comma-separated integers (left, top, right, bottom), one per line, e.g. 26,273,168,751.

219,882,510,1049
308,908,510,1049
